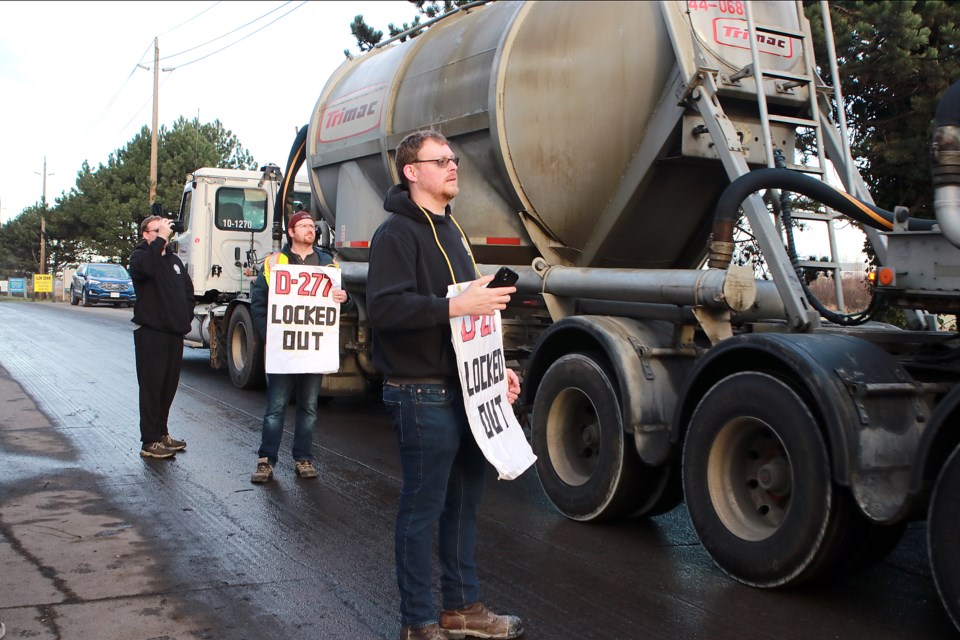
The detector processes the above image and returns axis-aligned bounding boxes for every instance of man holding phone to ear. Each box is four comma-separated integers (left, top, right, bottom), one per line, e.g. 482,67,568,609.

129,215,195,459
367,130,525,640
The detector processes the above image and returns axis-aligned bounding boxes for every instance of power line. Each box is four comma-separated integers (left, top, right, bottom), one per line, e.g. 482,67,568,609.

90,40,156,130
91,1,277,130
93,1,308,142
159,1,293,62
119,70,177,132
158,1,222,37
168,1,308,69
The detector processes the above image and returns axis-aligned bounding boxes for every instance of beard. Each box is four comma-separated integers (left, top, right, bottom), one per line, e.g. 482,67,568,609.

442,180,459,200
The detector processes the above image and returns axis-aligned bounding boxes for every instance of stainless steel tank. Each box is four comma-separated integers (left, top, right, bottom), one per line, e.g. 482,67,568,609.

307,0,808,267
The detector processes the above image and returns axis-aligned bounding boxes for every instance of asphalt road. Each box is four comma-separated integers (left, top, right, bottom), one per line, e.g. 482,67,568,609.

0,299,956,639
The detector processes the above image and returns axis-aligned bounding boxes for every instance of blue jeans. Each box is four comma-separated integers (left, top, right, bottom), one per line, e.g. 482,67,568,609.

257,373,322,464
383,382,487,627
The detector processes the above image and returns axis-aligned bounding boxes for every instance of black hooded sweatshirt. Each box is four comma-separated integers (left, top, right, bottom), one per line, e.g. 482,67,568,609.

367,184,477,379
129,237,196,335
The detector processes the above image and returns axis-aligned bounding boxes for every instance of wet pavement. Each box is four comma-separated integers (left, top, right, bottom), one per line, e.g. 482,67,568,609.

0,300,956,639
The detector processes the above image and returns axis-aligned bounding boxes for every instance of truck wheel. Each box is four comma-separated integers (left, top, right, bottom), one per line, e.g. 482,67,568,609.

682,372,856,587
929,445,960,631
532,352,668,522
82,289,92,307
70,288,78,306
227,306,265,389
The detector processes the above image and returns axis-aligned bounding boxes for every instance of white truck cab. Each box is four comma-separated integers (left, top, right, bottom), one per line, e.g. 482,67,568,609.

173,166,312,388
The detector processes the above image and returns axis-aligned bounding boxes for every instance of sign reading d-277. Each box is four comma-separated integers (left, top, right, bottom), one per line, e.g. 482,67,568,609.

447,283,536,481
265,265,341,375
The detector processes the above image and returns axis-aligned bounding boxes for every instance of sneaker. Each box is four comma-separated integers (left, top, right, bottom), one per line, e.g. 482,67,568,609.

160,434,187,451
400,623,447,640
140,442,177,459
440,603,523,639
251,458,274,483
294,459,318,479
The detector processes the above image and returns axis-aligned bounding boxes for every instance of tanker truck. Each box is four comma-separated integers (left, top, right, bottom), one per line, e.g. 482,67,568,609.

270,0,960,629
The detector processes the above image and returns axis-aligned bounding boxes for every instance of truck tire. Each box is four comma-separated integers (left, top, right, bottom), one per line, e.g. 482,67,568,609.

929,444,960,632
70,288,78,305
682,371,860,587
532,352,666,522
227,305,265,389
82,288,92,307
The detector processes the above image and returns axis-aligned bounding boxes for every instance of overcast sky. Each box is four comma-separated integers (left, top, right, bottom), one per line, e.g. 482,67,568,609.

0,0,416,222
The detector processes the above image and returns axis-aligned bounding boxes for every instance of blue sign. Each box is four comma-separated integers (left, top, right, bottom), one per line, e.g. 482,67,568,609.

9,278,25,294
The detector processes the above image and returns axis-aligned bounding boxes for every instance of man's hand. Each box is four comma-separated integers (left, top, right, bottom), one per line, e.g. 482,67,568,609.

448,274,516,318
157,218,175,241
331,288,348,304
505,368,521,405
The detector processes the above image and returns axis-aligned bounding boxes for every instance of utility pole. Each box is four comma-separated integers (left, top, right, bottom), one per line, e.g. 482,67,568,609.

34,156,53,274
150,37,159,205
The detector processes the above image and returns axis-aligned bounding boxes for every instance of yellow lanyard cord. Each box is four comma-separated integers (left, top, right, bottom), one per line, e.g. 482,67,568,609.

417,204,481,284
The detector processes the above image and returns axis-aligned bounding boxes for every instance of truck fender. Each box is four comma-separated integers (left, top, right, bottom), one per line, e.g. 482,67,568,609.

523,315,694,466
673,332,931,523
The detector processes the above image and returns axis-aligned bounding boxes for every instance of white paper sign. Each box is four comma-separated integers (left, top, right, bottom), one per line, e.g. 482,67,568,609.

447,283,537,480
265,265,341,374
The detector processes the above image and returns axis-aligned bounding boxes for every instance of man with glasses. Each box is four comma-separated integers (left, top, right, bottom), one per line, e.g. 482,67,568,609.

249,209,350,483
368,131,524,640
130,215,196,459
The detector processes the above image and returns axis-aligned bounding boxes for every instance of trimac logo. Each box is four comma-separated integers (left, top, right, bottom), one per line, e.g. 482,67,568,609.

714,18,796,59
318,83,388,143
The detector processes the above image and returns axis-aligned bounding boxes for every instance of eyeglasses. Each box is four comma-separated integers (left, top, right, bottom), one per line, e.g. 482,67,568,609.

410,156,460,168
293,222,316,230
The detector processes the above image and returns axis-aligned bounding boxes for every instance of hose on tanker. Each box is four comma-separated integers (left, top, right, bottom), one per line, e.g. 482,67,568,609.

709,165,923,325
275,124,310,239
712,167,936,234
771,151,883,326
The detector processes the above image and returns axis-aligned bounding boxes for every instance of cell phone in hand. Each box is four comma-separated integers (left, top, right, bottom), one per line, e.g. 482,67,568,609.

489,266,519,288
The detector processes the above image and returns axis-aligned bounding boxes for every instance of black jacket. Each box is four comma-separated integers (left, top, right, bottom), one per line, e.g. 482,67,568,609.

250,243,344,343
129,238,196,335
367,184,477,379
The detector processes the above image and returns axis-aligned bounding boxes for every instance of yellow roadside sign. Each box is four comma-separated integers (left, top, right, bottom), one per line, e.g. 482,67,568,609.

34,274,53,293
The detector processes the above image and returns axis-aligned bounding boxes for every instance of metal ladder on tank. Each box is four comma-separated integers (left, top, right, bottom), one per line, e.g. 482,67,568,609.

660,0,880,329
739,0,852,311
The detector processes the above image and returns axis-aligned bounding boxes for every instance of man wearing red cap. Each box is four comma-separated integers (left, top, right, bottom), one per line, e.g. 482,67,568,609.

249,208,349,483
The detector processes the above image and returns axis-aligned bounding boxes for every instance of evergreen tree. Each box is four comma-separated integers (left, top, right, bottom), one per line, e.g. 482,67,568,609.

345,1,468,58
806,0,960,218
0,208,44,277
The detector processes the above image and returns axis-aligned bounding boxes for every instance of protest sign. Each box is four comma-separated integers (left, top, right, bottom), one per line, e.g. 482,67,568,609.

448,283,536,480
265,264,341,374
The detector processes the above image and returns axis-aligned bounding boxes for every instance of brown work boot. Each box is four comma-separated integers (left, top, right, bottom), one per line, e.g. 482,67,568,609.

139,441,177,459
160,434,186,451
440,602,523,639
294,459,318,479
399,622,447,640
251,458,274,483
